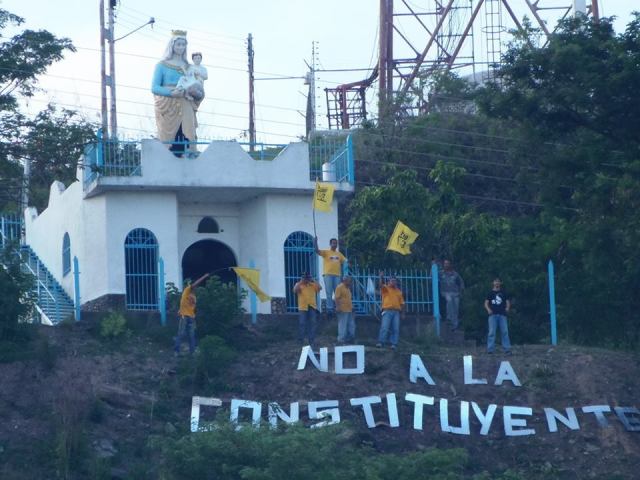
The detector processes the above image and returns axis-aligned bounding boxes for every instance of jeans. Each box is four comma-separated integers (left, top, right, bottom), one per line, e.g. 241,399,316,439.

337,312,355,342
378,310,400,346
487,314,511,352
174,315,196,354
323,274,341,313
298,308,317,345
443,293,460,328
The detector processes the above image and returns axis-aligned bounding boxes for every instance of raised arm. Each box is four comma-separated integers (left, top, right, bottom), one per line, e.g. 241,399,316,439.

313,236,321,256
379,271,385,290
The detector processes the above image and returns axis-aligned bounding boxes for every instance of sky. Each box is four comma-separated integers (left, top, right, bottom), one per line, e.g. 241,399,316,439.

1,0,636,145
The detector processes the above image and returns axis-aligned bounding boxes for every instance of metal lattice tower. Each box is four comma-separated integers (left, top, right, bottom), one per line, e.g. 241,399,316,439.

325,0,600,128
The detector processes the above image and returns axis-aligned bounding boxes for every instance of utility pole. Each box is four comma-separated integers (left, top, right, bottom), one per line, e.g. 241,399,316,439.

247,33,256,150
108,0,118,138
305,41,318,137
378,0,393,121
99,0,108,137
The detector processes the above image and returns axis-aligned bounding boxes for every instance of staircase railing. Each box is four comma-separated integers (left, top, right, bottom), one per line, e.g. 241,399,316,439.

1,215,74,325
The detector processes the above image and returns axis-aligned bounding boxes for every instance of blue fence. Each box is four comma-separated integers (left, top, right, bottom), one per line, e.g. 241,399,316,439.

124,228,159,310
0,213,22,247
309,135,354,183
348,263,435,316
284,232,318,313
84,133,355,187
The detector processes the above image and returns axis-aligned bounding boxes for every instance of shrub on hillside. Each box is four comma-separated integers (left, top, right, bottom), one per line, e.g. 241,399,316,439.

155,423,525,479
0,249,35,341
99,311,129,339
190,275,245,341
193,335,236,386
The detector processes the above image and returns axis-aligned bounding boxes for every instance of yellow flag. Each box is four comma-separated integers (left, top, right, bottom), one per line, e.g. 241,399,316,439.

386,220,419,255
232,267,271,302
312,180,335,212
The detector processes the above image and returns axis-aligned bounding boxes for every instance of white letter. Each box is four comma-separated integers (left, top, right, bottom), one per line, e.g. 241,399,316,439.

386,393,400,427
494,361,522,386
405,393,435,430
439,399,470,435
463,355,487,385
472,402,497,436
544,407,579,433
350,396,381,428
582,405,611,427
335,345,365,374
409,354,436,385
190,396,222,432
297,346,328,372
614,407,640,432
230,399,262,430
503,406,535,436
268,402,300,429
308,400,340,428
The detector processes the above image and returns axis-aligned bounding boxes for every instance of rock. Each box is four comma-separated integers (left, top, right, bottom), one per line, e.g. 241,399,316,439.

93,438,117,458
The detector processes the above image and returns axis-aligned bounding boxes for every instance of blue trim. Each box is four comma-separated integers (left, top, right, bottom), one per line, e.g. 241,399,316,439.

73,256,81,321
431,263,440,337
249,259,257,325
124,228,159,310
62,233,71,276
548,260,557,345
283,231,318,313
159,257,166,325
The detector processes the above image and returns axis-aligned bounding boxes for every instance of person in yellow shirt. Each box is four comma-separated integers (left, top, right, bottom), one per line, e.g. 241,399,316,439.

293,272,322,346
376,271,404,350
174,272,209,356
335,276,355,343
314,236,346,316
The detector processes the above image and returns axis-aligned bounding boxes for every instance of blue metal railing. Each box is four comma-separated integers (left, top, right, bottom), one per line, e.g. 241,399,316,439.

84,133,355,186
284,231,318,313
309,134,353,184
347,261,434,316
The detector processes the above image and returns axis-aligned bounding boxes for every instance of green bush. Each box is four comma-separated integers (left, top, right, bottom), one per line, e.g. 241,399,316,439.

190,275,245,341
99,312,128,340
156,423,474,480
0,249,35,341
194,335,236,386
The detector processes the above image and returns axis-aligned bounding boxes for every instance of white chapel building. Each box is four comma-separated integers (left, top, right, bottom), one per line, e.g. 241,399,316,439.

23,137,354,320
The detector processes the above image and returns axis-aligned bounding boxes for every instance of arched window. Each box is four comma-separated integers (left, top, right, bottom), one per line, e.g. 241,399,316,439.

62,233,71,276
283,231,317,313
124,228,159,310
197,216,219,233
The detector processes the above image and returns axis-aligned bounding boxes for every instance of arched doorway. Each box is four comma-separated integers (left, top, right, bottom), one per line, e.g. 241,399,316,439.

124,228,159,310
182,239,237,285
284,231,318,312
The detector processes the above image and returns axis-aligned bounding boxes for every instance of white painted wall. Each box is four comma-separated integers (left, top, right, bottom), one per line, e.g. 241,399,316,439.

25,139,345,313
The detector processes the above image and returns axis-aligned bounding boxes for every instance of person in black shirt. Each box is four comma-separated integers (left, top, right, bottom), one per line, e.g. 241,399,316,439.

484,278,512,354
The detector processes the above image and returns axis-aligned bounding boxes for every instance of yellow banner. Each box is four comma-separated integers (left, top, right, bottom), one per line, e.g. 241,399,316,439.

232,267,271,302
386,220,419,255
313,180,335,212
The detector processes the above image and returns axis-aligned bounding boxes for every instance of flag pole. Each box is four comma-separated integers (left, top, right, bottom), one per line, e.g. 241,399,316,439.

312,178,318,237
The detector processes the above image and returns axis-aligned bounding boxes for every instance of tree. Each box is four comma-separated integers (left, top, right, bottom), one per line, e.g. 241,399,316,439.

0,8,96,212
476,14,640,347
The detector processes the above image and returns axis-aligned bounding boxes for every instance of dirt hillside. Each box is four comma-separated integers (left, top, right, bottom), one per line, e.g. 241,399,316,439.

0,315,638,479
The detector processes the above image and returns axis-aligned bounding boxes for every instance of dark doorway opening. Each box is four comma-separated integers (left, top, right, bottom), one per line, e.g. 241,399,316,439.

182,239,237,285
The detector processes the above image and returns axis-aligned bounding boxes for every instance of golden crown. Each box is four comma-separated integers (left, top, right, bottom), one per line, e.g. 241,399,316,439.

171,29,187,37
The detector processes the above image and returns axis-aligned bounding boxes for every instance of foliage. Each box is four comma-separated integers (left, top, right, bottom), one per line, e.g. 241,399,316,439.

194,275,246,341
193,335,237,386
346,14,640,349
475,14,640,348
0,8,96,212
0,247,35,341
99,311,129,340
156,423,476,480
